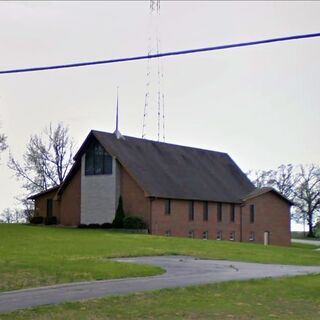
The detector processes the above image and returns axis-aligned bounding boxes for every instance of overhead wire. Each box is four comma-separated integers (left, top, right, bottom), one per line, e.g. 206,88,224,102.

0,32,319,75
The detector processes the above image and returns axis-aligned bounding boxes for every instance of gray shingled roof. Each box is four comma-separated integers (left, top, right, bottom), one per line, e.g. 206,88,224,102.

83,131,255,203
242,187,294,205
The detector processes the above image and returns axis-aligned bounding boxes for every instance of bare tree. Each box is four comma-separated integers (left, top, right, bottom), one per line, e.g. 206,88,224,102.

0,134,6,151
292,164,320,237
247,169,274,189
0,129,7,156
248,164,297,200
0,208,14,223
267,164,298,199
20,197,35,222
8,122,74,195
0,208,25,223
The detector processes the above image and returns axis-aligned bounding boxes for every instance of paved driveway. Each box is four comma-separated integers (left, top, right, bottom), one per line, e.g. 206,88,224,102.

1,256,320,314
292,238,320,246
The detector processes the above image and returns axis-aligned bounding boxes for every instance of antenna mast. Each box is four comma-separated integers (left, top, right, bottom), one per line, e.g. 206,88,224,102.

142,0,165,142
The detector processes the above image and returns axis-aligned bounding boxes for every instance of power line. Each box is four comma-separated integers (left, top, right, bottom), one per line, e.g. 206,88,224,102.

0,32,320,75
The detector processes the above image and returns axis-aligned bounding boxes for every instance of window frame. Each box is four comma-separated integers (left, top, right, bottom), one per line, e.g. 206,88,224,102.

249,231,255,241
217,203,222,223
216,230,222,240
203,201,209,221
189,201,194,221
250,204,255,224
230,204,235,223
229,231,235,241
165,199,171,215
202,231,208,240
85,140,113,176
46,199,53,218
188,230,194,238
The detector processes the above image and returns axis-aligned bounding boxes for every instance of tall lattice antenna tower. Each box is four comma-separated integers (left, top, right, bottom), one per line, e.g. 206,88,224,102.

142,0,165,142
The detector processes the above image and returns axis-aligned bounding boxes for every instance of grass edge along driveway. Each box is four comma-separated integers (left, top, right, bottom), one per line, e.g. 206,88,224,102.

0,224,319,292
1,274,320,320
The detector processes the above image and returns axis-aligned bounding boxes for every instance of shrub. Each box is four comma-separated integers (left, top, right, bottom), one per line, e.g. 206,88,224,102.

78,224,88,229
30,216,44,224
44,216,57,225
88,223,100,229
101,222,113,229
112,197,125,228
123,216,146,229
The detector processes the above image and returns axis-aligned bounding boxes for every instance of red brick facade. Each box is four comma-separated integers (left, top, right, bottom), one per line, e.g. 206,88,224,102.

32,162,291,246
241,192,291,246
148,197,290,245
118,167,291,246
59,168,81,226
33,169,81,226
34,189,61,221
120,166,151,226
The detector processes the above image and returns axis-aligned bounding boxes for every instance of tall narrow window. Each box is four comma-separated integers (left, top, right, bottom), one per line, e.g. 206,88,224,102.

46,199,53,218
165,199,171,215
230,204,235,223
203,202,208,221
189,201,194,221
250,205,255,224
217,203,222,222
85,140,112,176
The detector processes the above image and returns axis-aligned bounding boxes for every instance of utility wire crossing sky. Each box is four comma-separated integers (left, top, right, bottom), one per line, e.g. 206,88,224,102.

0,32,320,74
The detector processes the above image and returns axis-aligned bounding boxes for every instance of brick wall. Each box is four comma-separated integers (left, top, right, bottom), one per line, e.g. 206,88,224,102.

34,189,61,221
120,166,151,227
59,168,81,226
242,192,291,246
150,198,242,241
149,193,290,246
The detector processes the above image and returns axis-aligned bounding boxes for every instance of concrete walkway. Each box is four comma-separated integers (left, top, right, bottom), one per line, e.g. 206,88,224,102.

1,256,320,314
292,238,320,246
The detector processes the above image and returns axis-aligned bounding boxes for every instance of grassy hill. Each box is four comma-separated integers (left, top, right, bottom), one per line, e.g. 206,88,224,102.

1,224,319,292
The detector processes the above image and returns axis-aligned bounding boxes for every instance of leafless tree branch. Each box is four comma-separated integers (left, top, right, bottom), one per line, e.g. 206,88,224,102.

8,122,74,196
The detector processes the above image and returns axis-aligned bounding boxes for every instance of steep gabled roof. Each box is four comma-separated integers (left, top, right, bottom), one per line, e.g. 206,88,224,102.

70,130,254,203
242,187,294,205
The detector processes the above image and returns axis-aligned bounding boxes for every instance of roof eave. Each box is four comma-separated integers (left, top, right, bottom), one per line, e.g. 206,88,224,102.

27,186,60,200
242,188,294,206
146,193,243,204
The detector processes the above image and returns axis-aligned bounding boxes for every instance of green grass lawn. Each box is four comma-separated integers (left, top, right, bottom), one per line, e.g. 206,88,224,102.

0,224,320,292
2,274,320,320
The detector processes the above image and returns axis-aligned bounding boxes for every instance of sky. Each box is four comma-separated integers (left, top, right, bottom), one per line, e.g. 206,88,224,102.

0,1,319,230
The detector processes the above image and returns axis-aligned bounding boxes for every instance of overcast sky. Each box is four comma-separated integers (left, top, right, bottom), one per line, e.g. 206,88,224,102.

0,1,319,230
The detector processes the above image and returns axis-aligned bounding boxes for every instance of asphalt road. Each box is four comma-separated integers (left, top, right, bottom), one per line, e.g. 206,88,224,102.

1,256,320,314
